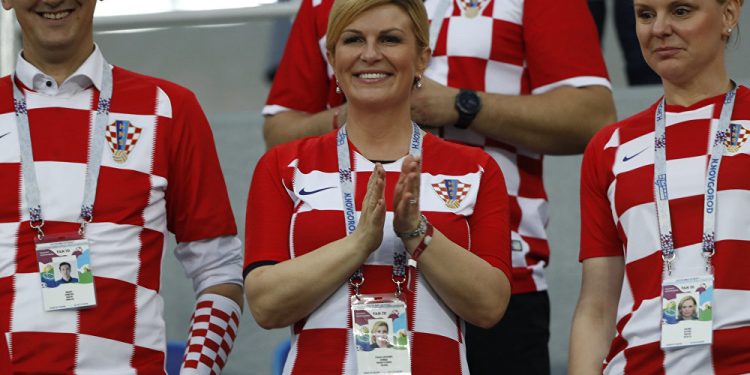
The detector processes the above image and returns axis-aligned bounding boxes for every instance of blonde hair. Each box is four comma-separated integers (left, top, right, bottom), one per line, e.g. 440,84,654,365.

678,296,697,309
326,0,430,54
370,321,390,344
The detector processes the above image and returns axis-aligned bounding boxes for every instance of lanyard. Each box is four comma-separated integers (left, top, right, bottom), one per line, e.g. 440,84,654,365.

12,60,114,239
337,123,422,297
653,88,737,274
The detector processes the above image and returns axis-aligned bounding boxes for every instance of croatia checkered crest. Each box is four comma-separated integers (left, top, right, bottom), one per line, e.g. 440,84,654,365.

724,123,748,154
105,120,142,163
432,179,472,209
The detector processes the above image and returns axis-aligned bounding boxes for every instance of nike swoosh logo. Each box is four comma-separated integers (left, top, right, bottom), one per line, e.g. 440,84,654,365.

299,186,336,195
0,132,9,139
623,147,648,162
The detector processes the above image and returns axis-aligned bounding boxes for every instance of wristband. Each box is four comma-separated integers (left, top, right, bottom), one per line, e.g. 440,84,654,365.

410,221,434,261
395,214,428,239
181,293,241,374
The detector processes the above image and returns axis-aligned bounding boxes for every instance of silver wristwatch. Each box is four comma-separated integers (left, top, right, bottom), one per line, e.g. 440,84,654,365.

394,214,429,239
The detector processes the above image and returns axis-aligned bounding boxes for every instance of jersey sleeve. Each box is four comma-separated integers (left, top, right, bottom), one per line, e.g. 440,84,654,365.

263,0,337,115
579,127,623,261
243,147,296,276
468,155,512,281
166,90,237,243
523,0,610,94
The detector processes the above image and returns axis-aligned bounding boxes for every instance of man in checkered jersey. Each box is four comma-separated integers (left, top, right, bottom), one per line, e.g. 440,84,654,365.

0,0,243,373
262,0,615,372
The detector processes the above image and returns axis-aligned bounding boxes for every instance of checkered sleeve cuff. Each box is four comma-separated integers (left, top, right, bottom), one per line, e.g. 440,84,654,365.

180,294,241,374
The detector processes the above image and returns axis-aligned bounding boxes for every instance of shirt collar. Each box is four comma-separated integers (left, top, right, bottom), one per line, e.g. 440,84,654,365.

15,44,105,96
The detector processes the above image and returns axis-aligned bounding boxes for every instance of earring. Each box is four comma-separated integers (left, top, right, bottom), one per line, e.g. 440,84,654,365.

415,74,423,89
335,80,341,94
728,28,733,33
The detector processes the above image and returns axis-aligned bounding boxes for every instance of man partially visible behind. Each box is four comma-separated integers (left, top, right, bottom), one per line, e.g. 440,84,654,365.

0,1,243,373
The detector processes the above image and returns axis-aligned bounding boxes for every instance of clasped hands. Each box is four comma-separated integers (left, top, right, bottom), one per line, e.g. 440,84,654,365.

352,155,424,254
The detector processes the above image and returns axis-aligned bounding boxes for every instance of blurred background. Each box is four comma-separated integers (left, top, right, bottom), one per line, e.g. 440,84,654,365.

1,1,749,373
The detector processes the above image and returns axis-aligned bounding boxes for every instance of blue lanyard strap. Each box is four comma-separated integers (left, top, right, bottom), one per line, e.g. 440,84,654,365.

12,60,114,238
337,123,422,296
653,88,737,274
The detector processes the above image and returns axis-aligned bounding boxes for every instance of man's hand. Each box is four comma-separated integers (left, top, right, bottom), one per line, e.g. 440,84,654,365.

410,77,460,128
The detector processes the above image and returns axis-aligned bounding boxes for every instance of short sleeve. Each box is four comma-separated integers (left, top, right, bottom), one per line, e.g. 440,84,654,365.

165,91,237,243
523,0,610,93
468,155,512,280
264,0,342,115
579,128,623,261
243,147,296,274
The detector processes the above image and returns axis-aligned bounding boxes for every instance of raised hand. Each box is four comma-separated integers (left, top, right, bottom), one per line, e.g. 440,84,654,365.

410,76,460,128
352,163,387,253
393,154,422,235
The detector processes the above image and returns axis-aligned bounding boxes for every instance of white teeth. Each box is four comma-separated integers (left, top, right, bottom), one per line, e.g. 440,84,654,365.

358,73,388,79
42,11,71,20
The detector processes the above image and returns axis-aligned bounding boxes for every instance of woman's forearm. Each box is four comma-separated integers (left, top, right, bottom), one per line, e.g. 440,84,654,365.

406,229,511,328
568,256,624,374
245,235,368,329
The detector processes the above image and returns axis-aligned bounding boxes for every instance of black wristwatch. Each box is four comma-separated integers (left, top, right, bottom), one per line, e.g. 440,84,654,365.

454,89,481,129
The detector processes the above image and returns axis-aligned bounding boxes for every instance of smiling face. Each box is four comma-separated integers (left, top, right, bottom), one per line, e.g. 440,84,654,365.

2,0,97,60
372,323,389,347
679,298,697,319
634,0,739,85
327,3,429,109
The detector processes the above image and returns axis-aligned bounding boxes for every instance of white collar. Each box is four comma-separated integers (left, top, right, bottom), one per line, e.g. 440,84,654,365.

15,44,106,96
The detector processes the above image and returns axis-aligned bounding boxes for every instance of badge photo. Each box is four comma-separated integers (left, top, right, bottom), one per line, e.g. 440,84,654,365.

661,276,714,349
351,295,411,374
36,235,97,311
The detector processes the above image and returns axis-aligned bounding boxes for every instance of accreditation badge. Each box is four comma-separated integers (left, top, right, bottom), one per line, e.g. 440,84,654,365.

351,294,411,374
660,275,714,349
36,233,97,311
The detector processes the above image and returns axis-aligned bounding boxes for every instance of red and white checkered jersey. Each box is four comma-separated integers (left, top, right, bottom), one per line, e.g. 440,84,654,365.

580,86,750,375
0,68,237,373
244,131,511,374
264,0,610,293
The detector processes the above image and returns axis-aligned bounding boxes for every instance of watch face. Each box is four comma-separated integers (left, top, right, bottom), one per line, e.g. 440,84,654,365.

458,91,481,114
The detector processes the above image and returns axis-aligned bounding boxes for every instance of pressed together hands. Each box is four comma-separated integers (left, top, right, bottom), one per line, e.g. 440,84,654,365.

354,154,425,254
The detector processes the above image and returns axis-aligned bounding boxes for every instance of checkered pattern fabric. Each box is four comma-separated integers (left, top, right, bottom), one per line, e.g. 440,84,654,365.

432,179,472,209
264,0,609,293
244,132,511,374
181,294,241,374
580,87,750,374
723,123,749,153
105,121,143,154
0,65,236,373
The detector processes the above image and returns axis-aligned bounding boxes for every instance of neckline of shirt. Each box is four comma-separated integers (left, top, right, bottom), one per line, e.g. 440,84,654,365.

662,85,745,113
15,44,105,97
